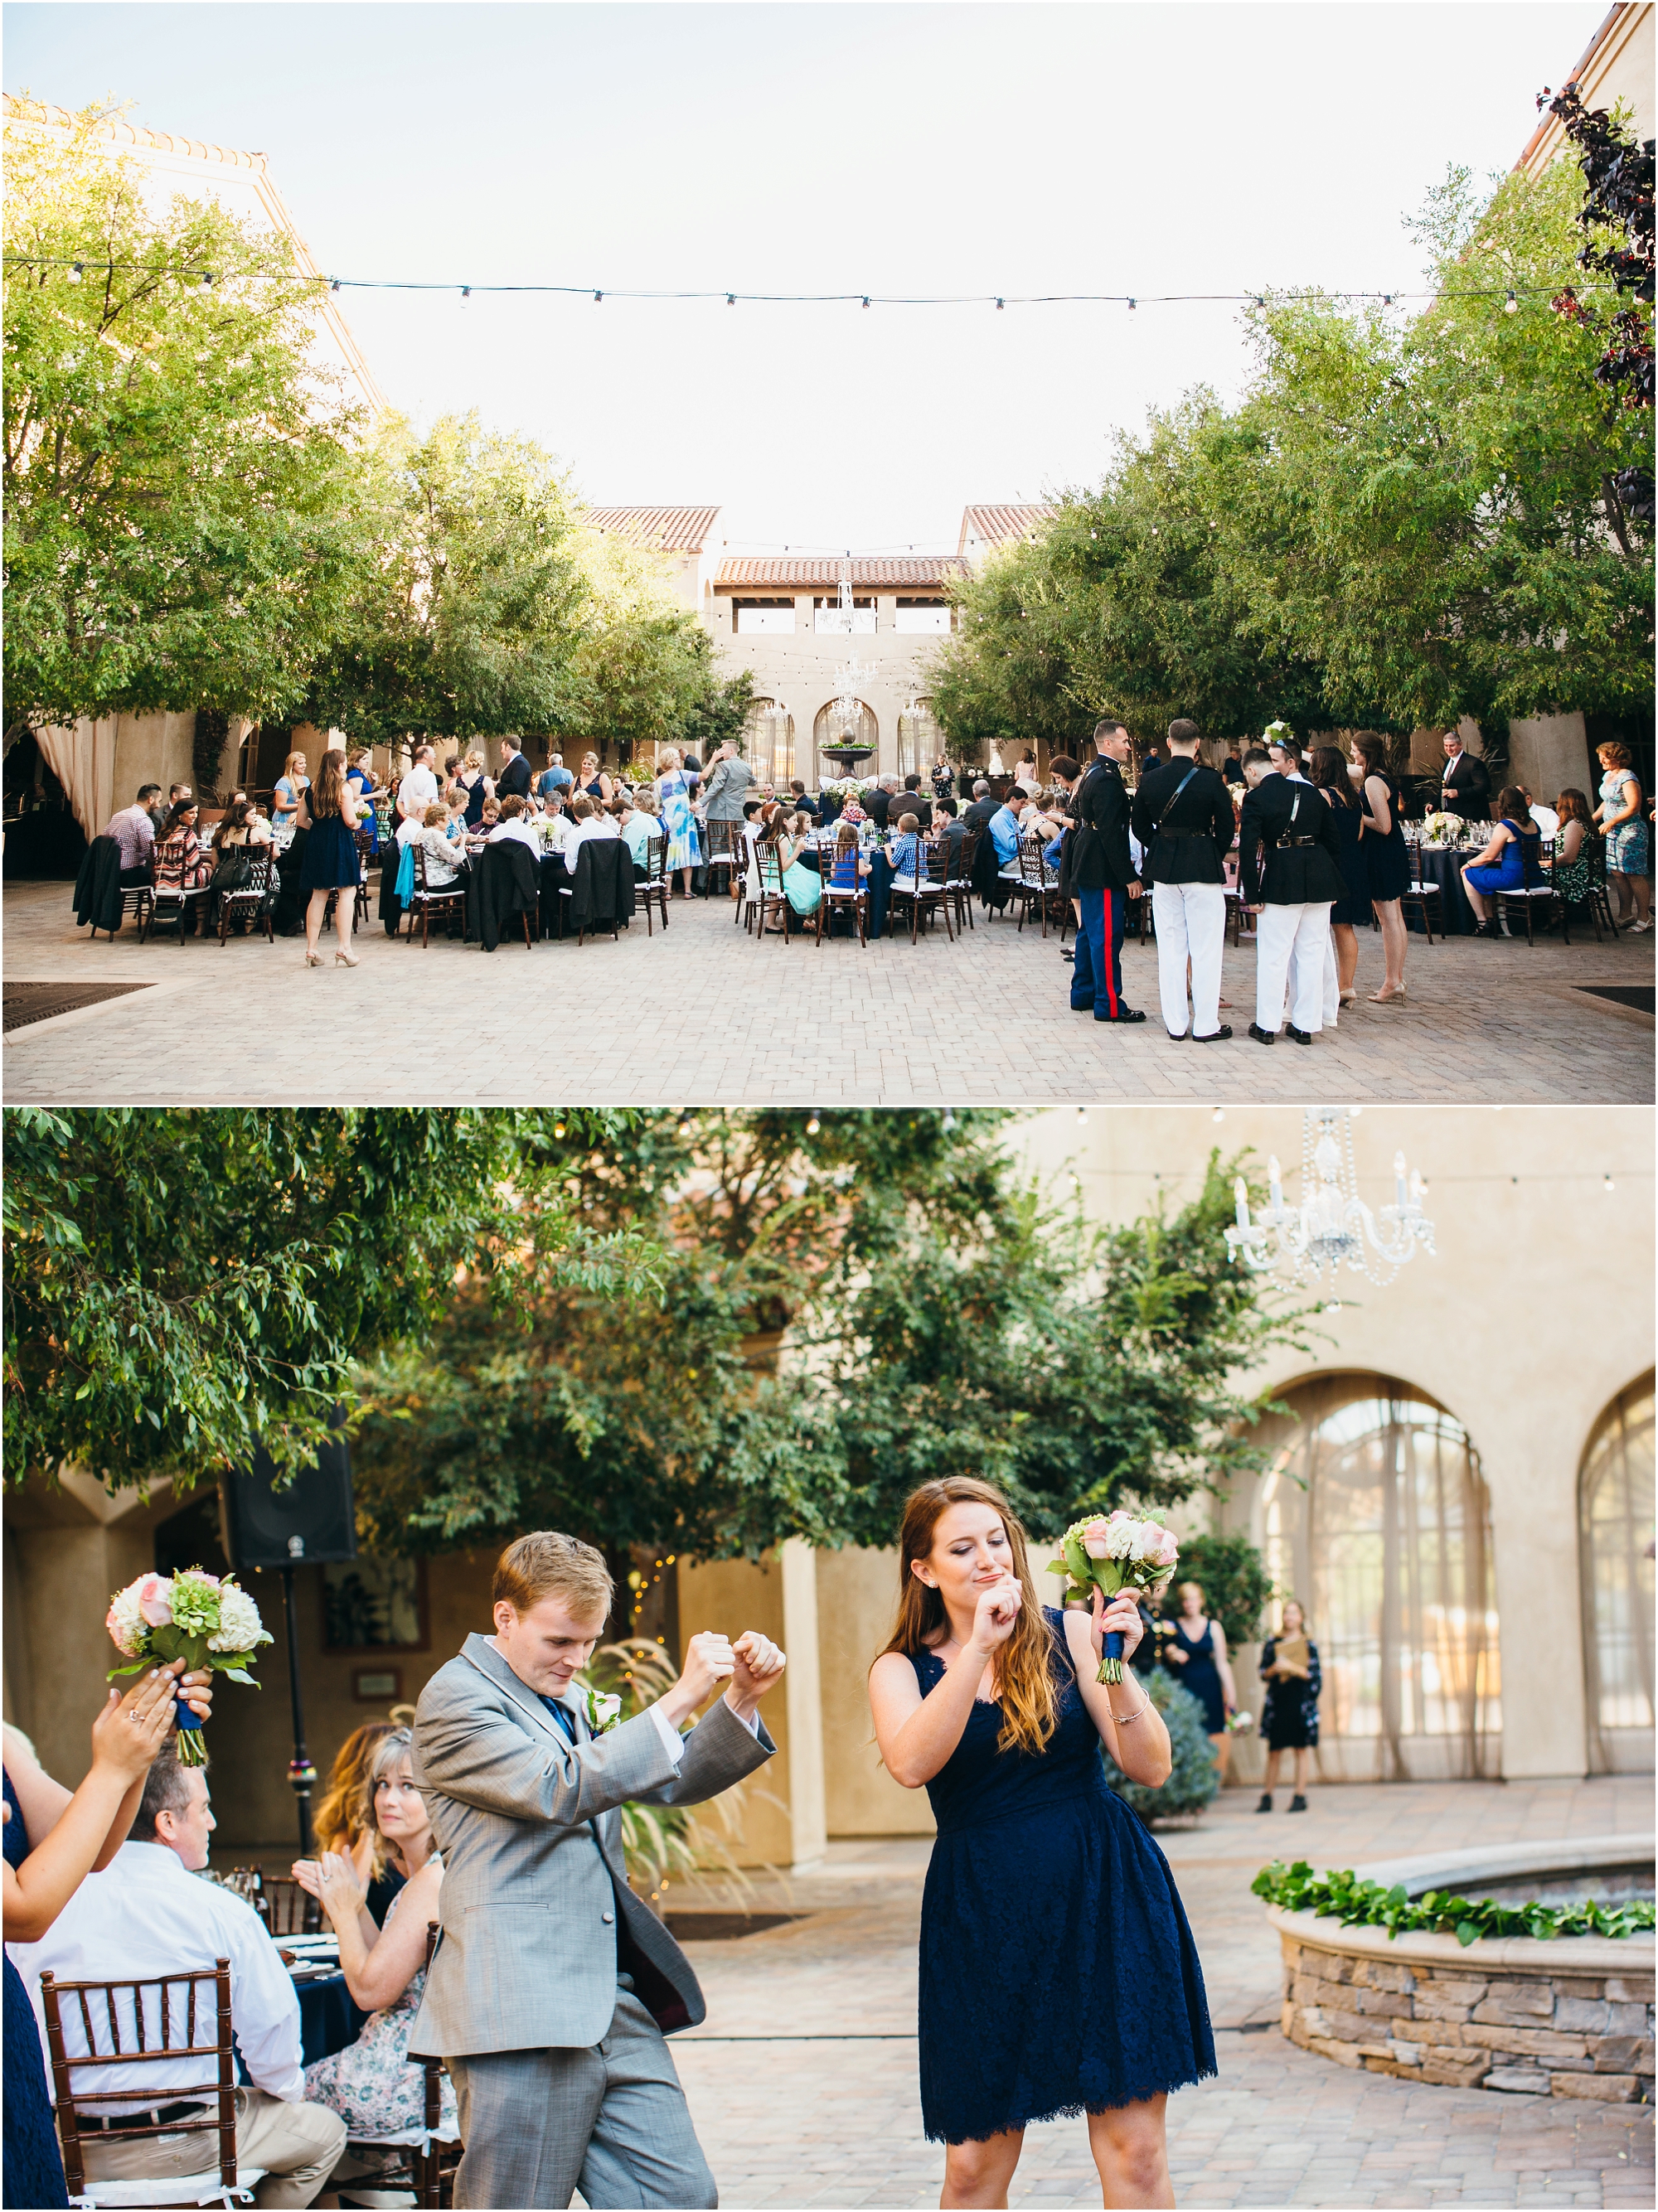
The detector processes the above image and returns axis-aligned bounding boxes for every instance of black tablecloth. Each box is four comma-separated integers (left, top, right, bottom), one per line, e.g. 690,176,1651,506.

1406,846,1478,936
296,1972,366,2066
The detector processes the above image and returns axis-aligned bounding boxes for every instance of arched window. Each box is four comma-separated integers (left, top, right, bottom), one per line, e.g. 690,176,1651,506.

896,699,941,781
744,699,795,786
1579,1375,1655,1774
1251,1373,1499,1779
812,699,878,787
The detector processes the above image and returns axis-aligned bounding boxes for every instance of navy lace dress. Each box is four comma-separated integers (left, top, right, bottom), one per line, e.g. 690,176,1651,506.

910,1611,1214,2144
3,1769,70,2210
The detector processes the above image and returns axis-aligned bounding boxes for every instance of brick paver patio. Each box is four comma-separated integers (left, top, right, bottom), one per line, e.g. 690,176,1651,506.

666,1778,1653,2209
4,882,1651,1104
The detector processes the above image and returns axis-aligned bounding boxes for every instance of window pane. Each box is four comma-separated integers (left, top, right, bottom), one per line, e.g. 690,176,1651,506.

1581,1382,1656,1757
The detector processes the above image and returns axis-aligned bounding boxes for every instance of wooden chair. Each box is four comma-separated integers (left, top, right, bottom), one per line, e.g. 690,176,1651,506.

1400,873,1442,942
998,835,1050,933
215,849,274,946
39,1958,262,2208
1493,839,1558,945
1555,835,1623,945
140,835,215,946
238,1866,320,1938
889,836,956,944
703,816,741,899
413,1923,463,2210
752,842,788,941
406,845,468,947
815,850,870,946
948,827,979,933
639,834,670,937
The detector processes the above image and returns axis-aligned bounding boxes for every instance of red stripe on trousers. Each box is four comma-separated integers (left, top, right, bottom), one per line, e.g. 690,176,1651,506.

1103,888,1119,1014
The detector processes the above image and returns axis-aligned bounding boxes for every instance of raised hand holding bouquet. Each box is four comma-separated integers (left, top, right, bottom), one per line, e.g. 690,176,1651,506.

1048,1512,1180,1682
106,1567,273,1766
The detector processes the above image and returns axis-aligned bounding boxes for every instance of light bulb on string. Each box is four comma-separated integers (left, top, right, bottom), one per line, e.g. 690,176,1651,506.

1212,1107,1225,1124
68,262,84,283
594,290,603,303
805,1115,821,1135
1076,1106,1088,1125
1603,1172,1615,1193
1505,290,1519,313
461,286,471,303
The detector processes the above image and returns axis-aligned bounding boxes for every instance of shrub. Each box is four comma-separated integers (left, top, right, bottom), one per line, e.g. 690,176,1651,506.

1102,1671,1218,1825
1170,1531,1273,1648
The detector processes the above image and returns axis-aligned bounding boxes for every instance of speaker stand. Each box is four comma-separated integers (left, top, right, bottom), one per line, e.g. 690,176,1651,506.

280,1566,320,1895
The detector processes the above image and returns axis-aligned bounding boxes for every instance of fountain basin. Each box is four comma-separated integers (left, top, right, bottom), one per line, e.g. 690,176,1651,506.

1268,1832,1654,2101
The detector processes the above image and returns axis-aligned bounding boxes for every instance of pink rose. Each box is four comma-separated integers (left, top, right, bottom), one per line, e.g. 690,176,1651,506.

1079,1518,1112,1559
137,1573,172,1628
1108,1508,1132,1522
1152,1532,1180,1568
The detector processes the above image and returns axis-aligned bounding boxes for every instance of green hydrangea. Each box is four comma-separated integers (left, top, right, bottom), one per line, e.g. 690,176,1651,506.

167,1569,224,1638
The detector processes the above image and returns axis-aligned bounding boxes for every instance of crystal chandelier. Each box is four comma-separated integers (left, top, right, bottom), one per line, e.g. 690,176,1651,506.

1224,1107,1435,1295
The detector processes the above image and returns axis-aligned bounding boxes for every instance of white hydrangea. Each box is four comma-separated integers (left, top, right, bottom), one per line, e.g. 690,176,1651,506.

105,1583,147,1658
1105,1521,1139,1560
207,1580,272,1654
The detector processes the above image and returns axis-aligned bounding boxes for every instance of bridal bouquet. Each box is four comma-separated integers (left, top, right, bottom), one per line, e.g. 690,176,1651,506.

106,1568,273,1766
1047,1512,1180,1683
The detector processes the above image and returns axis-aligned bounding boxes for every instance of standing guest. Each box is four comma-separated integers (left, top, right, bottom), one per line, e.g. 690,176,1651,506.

1069,719,1147,1024
700,741,755,893
454,751,490,828
1462,785,1545,936
931,755,955,802
538,752,574,800
408,1532,783,2212
494,736,533,804
271,751,309,849
300,748,365,970
1310,744,1367,1010
1012,746,1039,787
4,1667,208,2212
1256,1600,1321,1814
1352,733,1409,1004
1131,718,1234,1043
1595,741,1651,930
99,786,162,883
1160,1580,1239,1780
1220,739,1246,788
869,1479,1213,2211
293,1730,455,2190
10,1750,347,2208
655,746,701,898
578,752,613,805
344,749,385,854
397,745,441,824
1265,732,1303,782
1439,728,1492,825
1542,788,1595,911
1239,748,1345,1045
312,1721,405,1924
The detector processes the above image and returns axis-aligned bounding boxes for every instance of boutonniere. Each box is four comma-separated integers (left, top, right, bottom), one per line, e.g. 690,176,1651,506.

584,1687,623,1736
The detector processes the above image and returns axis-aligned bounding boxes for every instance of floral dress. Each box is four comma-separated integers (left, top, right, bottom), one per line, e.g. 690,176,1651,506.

303,1888,458,2142
656,770,702,874
1598,769,1649,876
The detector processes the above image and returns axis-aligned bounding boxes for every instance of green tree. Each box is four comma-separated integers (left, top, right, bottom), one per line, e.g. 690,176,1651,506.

1103,1672,1219,1824
2,1108,657,1493
1166,1532,1273,1650
2,99,368,730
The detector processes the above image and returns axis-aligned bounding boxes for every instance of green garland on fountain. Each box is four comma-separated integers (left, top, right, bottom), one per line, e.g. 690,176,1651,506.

1253,1859,1657,1947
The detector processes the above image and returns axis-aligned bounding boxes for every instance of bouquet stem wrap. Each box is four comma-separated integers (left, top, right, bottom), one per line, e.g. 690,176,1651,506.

1046,1513,1180,1684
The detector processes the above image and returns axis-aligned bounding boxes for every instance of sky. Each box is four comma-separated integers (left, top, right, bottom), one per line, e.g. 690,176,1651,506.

5,1,1602,554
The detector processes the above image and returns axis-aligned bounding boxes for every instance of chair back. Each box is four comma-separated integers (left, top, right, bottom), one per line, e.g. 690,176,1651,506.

39,1959,239,2199
919,836,953,890
151,831,195,895
955,826,980,880
644,833,667,883
243,1868,318,1937
755,840,784,892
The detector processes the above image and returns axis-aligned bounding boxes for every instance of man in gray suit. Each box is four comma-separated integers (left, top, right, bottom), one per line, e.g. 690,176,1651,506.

699,742,755,892
410,1531,784,2210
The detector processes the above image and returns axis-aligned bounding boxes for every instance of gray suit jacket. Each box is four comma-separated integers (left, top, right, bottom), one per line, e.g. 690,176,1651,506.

701,757,755,822
408,1633,773,2057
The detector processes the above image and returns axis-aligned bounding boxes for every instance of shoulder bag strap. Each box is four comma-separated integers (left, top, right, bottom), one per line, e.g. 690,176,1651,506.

1157,764,1201,828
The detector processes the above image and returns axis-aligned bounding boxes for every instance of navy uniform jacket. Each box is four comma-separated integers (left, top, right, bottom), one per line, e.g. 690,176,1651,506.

1238,775,1346,905
1068,756,1139,893
1130,760,1235,887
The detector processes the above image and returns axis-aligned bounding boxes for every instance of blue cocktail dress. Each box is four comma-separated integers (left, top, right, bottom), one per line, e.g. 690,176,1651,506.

909,1610,1214,2143
3,1769,70,2209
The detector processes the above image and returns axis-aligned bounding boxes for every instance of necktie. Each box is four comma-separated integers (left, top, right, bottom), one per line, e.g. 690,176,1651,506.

540,1697,577,1744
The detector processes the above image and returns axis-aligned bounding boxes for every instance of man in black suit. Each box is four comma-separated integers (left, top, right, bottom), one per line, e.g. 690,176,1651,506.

1239,749,1346,1045
864,777,899,830
1069,719,1145,1023
1131,719,1236,1042
1221,741,1245,788
496,736,533,803
962,778,998,835
1438,731,1491,824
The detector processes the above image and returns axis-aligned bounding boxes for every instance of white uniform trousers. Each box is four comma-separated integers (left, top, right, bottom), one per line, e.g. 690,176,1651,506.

1256,902,1334,1035
1151,880,1226,1037
1285,927,1341,1029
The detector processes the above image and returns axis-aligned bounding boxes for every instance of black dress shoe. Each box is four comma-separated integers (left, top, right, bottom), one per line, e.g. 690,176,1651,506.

1285,1024,1315,1046
1098,1006,1147,1024
1061,949,1074,961
1165,1029,1188,1042
1287,1793,1308,1813
1248,1023,1276,1045
1193,1025,1233,1042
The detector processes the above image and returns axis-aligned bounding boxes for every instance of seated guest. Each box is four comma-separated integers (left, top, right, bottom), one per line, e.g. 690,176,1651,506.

211,796,274,854
99,785,162,883
931,798,968,866
153,800,215,898
485,793,540,855
1462,783,1544,935
414,802,468,885
887,811,924,883
475,796,502,840
599,797,627,838
311,1721,404,1924
962,777,998,834
1525,788,1560,838
9,1753,347,2208
623,793,659,873
561,791,613,874
1541,787,1595,908
788,778,819,821
987,790,1023,866
293,1730,455,2189
778,812,823,925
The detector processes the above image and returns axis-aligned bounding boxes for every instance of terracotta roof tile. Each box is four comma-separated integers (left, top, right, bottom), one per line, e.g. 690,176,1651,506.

587,506,721,553
958,504,1056,552
715,555,967,590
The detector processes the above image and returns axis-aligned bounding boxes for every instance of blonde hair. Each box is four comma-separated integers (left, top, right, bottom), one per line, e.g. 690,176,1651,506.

313,1721,396,1860
423,802,447,828
493,1530,613,1620
880,1478,1059,1758
282,750,308,786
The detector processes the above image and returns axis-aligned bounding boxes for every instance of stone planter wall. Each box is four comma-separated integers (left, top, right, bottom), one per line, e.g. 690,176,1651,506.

1268,1906,1655,2102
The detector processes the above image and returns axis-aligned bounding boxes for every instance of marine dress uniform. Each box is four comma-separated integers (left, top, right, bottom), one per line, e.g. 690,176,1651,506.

1069,753,1144,1023
1131,757,1235,1040
1239,773,1345,1043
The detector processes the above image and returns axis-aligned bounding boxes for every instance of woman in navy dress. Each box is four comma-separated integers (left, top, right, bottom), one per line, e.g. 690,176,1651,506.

300,746,366,969
870,1479,1214,2210
1310,745,1368,1009
1161,1580,1239,1782
1461,784,1544,939
1350,733,1409,1005
4,1664,205,2212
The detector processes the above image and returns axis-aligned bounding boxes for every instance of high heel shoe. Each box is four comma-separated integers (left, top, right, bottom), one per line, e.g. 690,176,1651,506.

334,950,360,969
1368,985,1406,1004
304,951,323,968
1339,990,1358,1008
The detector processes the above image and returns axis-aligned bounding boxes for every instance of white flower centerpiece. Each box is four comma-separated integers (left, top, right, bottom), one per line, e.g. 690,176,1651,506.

1421,810,1466,846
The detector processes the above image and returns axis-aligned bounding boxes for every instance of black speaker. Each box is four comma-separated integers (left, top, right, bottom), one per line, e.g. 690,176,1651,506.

221,1430,356,1570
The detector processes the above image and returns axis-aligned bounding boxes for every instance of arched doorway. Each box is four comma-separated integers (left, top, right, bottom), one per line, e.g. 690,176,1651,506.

1579,1375,1655,1774
896,698,941,781
1249,1373,1500,1779
812,699,878,787
744,699,796,787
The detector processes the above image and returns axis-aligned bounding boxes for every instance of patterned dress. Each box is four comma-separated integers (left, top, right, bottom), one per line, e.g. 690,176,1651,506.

656,771,702,874
303,1886,458,2142
1598,769,1649,876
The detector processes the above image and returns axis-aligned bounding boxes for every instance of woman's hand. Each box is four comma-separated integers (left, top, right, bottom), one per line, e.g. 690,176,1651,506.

969,1574,1021,1657
293,1849,366,1925
1088,1586,1144,1667
90,1667,180,1782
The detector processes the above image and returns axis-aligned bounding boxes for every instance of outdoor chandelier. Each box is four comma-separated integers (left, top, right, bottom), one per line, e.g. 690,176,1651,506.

1224,1107,1435,1297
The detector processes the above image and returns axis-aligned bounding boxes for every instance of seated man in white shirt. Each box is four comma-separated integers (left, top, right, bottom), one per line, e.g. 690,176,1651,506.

10,1753,346,2207
485,793,544,855
561,791,613,874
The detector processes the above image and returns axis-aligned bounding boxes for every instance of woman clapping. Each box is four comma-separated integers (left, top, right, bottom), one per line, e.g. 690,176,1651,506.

869,1479,1214,2210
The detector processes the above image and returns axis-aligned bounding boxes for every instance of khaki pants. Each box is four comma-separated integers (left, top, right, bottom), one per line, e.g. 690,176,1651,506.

77,2088,347,2208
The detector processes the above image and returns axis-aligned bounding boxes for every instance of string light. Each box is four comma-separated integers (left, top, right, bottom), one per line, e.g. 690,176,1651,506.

1505,290,1519,312
68,261,83,283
